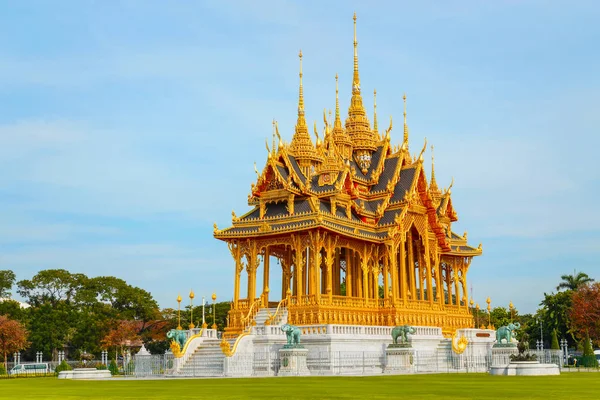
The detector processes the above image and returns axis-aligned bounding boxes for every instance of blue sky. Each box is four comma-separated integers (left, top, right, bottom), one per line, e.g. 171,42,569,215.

0,1,598,314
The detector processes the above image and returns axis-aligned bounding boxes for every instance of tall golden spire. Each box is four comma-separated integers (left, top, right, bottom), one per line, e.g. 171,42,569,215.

373,89,378,136
403,93,409,145
297,50,305,126
333,73,352,159
352,13,360,95
290,50,322,166
346,13,376,155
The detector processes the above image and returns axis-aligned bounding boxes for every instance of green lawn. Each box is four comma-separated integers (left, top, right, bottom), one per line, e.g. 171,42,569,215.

1,373,598,399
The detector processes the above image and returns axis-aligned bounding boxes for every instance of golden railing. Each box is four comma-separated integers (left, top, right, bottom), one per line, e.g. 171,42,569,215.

220,297,262,356
265,296,288,326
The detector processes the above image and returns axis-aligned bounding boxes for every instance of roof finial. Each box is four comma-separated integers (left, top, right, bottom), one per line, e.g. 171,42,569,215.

373,89,378,136
352,13,360,94
403,93,409,145
430,144,440,193
272,119,277,155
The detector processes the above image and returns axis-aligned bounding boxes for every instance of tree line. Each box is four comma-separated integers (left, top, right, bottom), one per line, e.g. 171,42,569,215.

0,269,229,369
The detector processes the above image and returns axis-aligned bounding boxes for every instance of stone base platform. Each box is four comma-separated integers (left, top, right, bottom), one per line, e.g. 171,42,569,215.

278,348,310,376
490,361,560,376
491,345,519,366
58,368,112,380
384,346,414,374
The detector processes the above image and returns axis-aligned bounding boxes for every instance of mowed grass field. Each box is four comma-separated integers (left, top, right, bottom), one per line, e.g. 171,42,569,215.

1,373,599,399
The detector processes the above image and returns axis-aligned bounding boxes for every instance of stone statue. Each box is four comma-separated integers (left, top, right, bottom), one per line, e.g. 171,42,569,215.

281,324,301,347
496,322,520,344
167,329,186,350
391,325,416,345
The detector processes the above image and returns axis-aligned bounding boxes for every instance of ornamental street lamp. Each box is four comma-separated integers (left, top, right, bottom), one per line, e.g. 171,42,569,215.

189,289,195,330
537,318,544,350
486,297,491,329
476,303,480,329
509,301,514,322
212,292,217,330
176,294,182,330
202,296,207,328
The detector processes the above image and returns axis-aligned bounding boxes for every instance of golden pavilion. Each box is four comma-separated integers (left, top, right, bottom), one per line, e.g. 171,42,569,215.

214,14,482,337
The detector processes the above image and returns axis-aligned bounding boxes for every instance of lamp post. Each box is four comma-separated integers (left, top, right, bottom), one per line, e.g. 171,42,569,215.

476,303,480,329
202,296,207,328
212,292,217,330
470,298,474,327
486,297,491,329
537,318,544,350
189,289,195,330
509,301,514,322
176,294,182,330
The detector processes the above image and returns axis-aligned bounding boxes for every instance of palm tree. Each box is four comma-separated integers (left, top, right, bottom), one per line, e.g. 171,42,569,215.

557,271,594,291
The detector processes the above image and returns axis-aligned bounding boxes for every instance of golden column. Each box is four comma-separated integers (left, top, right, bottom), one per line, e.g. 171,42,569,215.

263,246,270,306
509,301,514,322
176,294,182,330
212,292,217,330
189,289,195,329
475,303,480,328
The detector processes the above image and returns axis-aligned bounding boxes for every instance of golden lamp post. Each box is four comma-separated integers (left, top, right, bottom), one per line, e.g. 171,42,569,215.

469,298,474,327
176,294,182,330
486,297,491,329
211,292,217,330
189,289,195,330
475,303,480,328
509,301,514,322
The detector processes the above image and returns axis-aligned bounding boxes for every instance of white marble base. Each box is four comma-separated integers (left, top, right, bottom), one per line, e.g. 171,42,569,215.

491,345,519,366
384,347,414,374
489,361,560,376
58,368,112,379
278,348,310,376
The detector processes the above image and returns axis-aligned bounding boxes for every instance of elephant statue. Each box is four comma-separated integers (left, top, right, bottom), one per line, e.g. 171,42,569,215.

391,325,416,345
496,322,521,344
167,329,187,350
281,324,301,347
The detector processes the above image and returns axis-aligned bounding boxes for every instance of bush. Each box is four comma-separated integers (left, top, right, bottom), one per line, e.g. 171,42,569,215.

551,329,560,350
0,364,7,376
108,359,119,375
54,360,72,375
94,362,107,370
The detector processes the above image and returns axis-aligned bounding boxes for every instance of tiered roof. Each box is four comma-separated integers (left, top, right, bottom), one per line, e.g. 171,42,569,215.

214,14,482,258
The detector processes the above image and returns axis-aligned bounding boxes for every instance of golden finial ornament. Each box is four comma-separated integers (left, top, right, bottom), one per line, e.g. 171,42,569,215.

189,289,195,329
430,145,440,194
211,292,217,330
176,294,182,330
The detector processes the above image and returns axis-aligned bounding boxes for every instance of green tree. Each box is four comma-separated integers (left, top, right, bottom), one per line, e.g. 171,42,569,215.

581,332,598,367
557,271,594,291
0,315,30,370
490,307,511,328
0,270,16,298
17,269,86,306
0,299,26,322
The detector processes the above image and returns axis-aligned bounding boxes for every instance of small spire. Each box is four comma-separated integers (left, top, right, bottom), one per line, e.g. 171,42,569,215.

272,119,276,155
430,145,440,194
403,93,409,145
373,89,378,135
334,73,341,128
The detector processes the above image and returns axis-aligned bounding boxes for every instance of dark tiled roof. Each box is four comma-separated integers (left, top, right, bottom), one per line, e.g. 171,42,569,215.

310,174,338,194
365,146,384,180
265,202,288,217
450,231,463,240
377,208,404,226
287,155,306,183
240,207,260,220
354,198,384,213
336,206,347,219
457,245,478,251
320,201,332,214
295,199,312,213
370,156,399,193
276,164,289,182
390,166,417,202
271,220,315,231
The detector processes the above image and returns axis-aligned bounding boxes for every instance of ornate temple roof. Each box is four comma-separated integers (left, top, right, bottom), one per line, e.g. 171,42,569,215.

214,15,482,258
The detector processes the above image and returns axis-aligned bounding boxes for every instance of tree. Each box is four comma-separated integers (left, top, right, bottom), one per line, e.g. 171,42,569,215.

581,331,598,367
557,271,594,291
569,282,600,345
0,270,16,298
490,307,511,328
17,269,86,307
101,320,141,361
0,315,29,369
